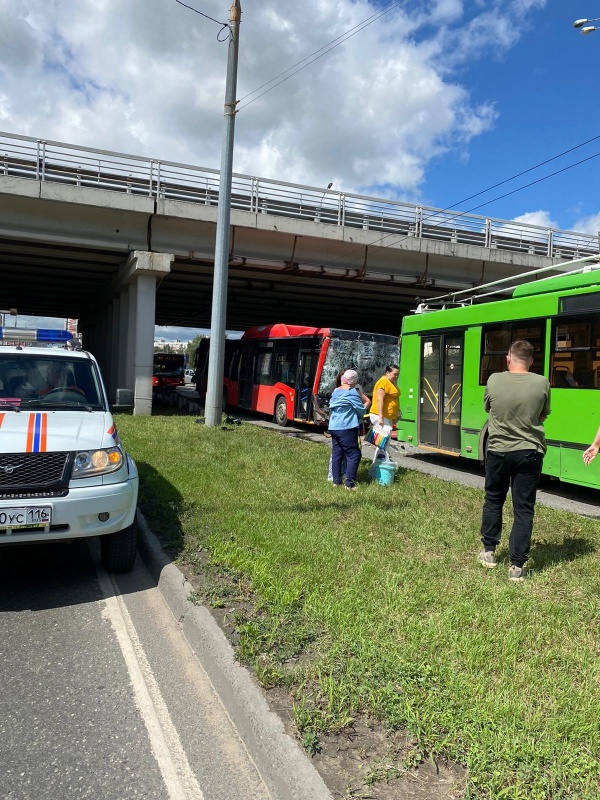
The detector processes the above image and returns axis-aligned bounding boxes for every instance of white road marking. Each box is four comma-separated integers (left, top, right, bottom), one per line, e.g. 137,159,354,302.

96,565,205,800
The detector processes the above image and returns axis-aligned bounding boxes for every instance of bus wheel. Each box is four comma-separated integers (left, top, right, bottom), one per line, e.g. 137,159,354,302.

274,396,288,427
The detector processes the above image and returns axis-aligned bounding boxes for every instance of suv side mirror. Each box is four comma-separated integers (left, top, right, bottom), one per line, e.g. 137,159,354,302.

113,388,134,411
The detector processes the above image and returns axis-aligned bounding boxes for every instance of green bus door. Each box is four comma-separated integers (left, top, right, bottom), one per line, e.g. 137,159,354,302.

419,334,464,451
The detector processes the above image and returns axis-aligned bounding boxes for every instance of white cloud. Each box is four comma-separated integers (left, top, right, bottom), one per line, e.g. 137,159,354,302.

572,212,600,235
512,210,559,229
428,0,547,72
0,0,547,197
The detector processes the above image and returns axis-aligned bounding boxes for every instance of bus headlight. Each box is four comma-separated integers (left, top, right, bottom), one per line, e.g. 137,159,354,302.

73,447,124,477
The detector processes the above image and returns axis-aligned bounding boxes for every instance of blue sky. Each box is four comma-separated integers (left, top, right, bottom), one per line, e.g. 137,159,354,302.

1,0,599,338
419,3,600,231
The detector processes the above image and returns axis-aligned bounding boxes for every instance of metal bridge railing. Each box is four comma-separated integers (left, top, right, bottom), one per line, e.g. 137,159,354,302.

1,130,598,260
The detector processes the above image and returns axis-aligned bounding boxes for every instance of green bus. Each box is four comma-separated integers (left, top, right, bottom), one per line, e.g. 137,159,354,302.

397,256,600,489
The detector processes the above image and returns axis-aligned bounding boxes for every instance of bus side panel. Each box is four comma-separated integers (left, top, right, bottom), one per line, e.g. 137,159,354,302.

223,377,238,407
546,388,599,487
255,383,294,415
542,444,561,480
561,446,596,487
255,383,273,414
396,334,418,444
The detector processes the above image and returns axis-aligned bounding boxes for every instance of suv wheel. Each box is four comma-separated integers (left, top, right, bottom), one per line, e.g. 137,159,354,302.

100,524,138,573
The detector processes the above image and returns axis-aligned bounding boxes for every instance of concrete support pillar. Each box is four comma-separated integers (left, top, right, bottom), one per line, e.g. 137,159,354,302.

103,302,114,390
117,287,130,389
108,296,120,398
122,251,173,415
78,315,94,355
131,273,156,416
125,282,137,391
81,251,172,412
87,308,106,372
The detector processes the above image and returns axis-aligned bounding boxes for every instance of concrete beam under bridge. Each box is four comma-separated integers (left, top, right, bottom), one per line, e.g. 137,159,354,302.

0,173,581,333
1,162,599,404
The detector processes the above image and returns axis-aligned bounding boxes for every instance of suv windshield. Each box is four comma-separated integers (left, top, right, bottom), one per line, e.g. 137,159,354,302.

0,354,105,409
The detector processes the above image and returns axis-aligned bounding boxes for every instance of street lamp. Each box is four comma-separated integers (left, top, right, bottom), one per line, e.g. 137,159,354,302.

315,182,334,222
321,181,333,202
573,17,600,35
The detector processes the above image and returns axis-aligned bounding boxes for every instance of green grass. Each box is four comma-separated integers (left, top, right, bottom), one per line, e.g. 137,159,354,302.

117,414,600,800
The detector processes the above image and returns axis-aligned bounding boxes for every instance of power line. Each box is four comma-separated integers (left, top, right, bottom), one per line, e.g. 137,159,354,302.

173,0,229,38
423,133,600,223
237,0,408,111
460,149,600,217
317,137,600,270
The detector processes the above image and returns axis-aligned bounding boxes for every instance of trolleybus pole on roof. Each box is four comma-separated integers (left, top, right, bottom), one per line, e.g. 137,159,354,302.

205,0,242,427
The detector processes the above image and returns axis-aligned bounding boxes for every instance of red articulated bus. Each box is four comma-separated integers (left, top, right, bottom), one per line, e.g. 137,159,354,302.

153,353,185,388
195,324,399,426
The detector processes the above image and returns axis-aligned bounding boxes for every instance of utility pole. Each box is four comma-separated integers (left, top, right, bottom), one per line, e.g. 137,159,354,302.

205,0,242,427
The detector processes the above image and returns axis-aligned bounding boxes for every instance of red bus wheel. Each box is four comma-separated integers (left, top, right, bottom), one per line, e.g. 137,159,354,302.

274,396,288,427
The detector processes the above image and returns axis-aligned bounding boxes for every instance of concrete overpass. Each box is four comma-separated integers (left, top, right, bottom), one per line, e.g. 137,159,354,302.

1,131,598,413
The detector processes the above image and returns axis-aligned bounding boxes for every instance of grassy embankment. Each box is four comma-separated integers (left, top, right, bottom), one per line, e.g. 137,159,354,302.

117,414,600,800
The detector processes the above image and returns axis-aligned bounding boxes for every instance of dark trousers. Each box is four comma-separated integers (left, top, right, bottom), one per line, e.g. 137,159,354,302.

480,449,543,567
330,427,361,488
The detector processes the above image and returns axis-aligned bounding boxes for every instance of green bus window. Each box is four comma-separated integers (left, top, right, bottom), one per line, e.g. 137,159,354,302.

480,321,545,385
551,317,599,389
485,329,511,354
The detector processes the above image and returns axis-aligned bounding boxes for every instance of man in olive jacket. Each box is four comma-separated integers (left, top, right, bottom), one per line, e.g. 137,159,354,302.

478,340,551,581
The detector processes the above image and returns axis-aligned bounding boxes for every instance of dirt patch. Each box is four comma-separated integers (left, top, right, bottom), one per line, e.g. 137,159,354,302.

265,685,465,800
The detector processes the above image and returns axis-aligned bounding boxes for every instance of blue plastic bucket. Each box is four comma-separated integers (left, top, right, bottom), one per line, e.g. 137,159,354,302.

376,461,396,487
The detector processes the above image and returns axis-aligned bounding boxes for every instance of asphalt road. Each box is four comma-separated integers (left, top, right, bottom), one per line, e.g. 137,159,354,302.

0,539,274,800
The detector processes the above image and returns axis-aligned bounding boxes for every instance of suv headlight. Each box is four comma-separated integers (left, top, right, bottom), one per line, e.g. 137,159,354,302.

72,447,124,477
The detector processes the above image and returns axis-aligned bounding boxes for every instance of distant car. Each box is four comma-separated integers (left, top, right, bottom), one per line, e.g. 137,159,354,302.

184,368,196,382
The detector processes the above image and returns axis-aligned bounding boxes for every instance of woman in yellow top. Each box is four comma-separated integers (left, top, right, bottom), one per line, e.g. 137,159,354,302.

369,365,400,439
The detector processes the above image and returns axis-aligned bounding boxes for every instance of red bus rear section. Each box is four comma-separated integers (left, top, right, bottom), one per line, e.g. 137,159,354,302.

195,325,398,426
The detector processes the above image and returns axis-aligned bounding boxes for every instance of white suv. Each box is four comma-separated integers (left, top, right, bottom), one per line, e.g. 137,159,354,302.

0,330,139,572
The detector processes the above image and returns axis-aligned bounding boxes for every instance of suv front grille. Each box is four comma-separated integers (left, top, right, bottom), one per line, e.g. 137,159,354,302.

0,489,69,500
0,452,72,491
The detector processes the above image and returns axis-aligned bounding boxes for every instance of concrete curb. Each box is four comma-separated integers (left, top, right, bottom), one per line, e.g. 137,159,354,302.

135,511,333,800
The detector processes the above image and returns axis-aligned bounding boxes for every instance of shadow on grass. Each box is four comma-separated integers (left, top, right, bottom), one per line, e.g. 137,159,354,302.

530,534,596,571
135,460,186,558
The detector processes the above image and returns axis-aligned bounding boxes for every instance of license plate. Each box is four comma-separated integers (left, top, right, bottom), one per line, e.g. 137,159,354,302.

0,506,52,529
